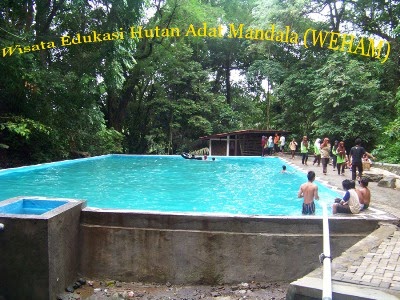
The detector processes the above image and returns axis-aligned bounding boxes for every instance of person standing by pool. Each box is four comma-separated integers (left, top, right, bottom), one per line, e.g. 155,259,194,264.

274,133,280,154
298,171,319,215
279,135,286,154
320,138,331,175
261,135,266,157
331,140,339,171
267,136,274,155
349,138,375,181
300,136,310,165
289,138,297,159
313,138,321,166
332,179,361,214
335,141,348,176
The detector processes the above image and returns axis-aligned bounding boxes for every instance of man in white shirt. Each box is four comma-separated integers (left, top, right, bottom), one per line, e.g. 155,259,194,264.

279,135,286,153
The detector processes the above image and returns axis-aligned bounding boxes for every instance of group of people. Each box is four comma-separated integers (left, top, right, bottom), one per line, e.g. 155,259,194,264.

299,136,331,172
298,171,371,215
261,133,286,156
295,136,375,215
262,134,376,215
298,136,375,181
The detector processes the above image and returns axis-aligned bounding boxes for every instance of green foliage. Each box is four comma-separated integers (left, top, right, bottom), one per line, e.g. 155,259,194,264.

310,54,392,145
373,120,400,163
374,91,400,163
187,116,213,136
0,0,399,167
89,125,124,155
0,0,138,167
145,130,169,155
274,68,319,135
122,33,240,154
0,116,58,165
0,116,49,139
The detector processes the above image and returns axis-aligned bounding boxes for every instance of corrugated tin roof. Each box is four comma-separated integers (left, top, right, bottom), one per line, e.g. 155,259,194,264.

200,129,290,139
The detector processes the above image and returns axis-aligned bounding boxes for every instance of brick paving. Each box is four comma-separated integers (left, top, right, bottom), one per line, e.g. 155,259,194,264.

332,229,400,291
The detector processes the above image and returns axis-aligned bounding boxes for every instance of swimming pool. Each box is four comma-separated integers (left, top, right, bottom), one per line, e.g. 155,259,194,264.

0,155,340,216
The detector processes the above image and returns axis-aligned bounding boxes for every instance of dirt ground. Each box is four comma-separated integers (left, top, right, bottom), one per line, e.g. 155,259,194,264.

59,153,400,300
59,280,289,299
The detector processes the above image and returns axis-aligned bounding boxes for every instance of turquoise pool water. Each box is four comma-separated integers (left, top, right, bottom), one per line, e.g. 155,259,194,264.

0,155,340,216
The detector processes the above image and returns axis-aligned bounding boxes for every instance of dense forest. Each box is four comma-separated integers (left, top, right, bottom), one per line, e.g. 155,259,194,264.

0,0,399,167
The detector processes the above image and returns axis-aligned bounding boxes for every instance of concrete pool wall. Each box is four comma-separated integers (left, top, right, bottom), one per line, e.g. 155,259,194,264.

0,197,85,300
1,199,396,300
79,209,384,285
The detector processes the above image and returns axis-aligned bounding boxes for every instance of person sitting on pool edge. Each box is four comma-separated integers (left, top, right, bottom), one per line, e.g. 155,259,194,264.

298,171,319,215
356,177,371,210
332,179,361,214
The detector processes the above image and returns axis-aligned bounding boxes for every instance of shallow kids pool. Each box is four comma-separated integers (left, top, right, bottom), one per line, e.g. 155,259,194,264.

0,198,68,215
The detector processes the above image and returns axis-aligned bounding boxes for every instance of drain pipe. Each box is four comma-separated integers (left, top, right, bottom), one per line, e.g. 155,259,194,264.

319,203,332,300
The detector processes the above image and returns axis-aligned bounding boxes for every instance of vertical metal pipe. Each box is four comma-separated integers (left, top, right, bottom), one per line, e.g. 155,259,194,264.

322,203,332,300
226,136,230,156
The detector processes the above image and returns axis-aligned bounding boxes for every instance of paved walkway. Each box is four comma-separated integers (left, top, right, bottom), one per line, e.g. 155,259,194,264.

282,153,400,299
332,229,400,291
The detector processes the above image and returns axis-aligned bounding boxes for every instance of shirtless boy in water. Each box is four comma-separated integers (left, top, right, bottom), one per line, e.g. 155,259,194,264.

356,177,371,210
298,171,319,215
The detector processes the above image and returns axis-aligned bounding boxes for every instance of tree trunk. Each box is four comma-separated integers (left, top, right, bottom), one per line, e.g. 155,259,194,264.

225,59,231,105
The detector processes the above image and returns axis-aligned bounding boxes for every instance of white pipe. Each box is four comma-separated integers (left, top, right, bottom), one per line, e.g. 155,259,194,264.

321,203,332,300
226,136,230,156
0,223,4,231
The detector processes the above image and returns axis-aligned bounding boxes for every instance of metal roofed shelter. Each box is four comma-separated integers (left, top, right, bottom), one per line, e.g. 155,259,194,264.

199,129,290,156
